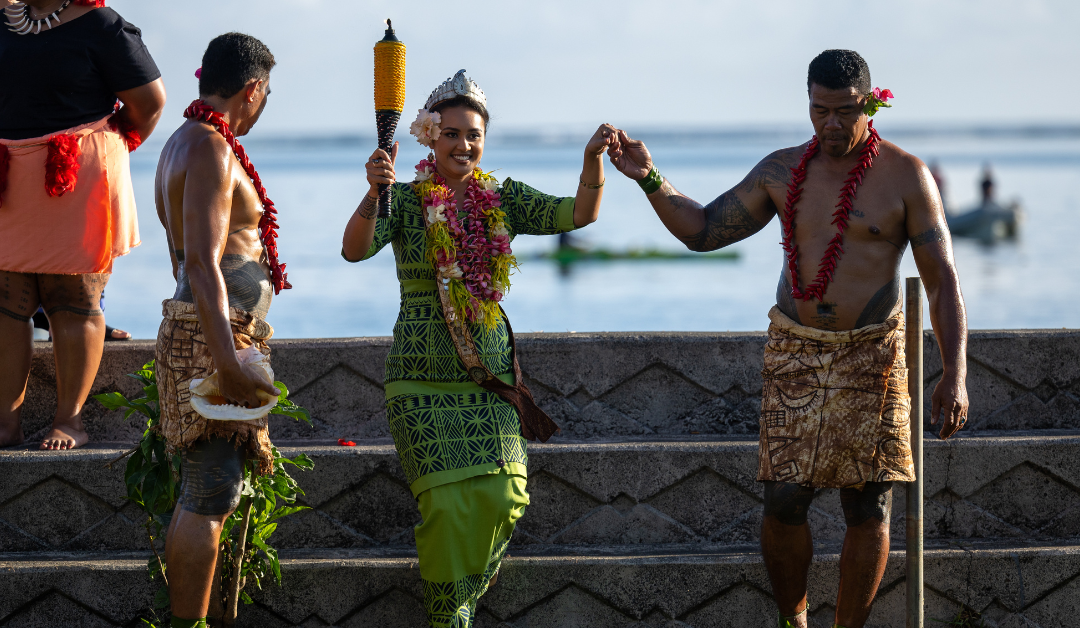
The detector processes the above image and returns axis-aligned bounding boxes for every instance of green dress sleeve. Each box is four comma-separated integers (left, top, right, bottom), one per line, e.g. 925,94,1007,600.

341,183,410,262
500,178,578,237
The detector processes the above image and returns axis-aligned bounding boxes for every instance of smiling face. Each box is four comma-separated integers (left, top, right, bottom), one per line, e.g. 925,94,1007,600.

808,83,869,158
433,106,485,181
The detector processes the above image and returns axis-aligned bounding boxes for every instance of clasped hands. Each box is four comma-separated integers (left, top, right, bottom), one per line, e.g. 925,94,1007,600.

361,124,657,196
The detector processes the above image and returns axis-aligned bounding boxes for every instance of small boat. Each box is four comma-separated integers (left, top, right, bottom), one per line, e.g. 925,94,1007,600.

946,200,1024,241
529,246,739,263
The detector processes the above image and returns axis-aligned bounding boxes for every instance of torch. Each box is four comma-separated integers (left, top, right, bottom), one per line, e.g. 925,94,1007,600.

374,19,405,218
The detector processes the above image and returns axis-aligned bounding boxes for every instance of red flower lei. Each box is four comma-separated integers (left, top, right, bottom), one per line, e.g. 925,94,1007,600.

781,120,881,302
183,100,291,294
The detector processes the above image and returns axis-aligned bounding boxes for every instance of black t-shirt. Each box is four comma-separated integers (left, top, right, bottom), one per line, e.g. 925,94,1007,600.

0,8,161,140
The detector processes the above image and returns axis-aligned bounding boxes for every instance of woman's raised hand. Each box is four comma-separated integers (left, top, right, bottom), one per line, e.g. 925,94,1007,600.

608,129,653,181
366,141,399,195
585,124,618,157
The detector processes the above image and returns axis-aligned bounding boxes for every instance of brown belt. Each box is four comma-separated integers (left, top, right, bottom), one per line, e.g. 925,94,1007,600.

426,223,559,442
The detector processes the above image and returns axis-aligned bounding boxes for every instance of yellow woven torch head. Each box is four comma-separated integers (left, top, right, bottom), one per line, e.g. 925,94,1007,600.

374,19,406,113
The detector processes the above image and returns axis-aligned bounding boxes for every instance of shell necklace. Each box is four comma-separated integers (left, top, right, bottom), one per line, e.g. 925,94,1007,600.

4,1,72,35
781,120,881,302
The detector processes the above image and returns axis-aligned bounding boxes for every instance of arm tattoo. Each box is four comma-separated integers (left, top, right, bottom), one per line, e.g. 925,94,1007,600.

854,276,901,328
678,191,765,252
357,193,378,220
910,225,947,248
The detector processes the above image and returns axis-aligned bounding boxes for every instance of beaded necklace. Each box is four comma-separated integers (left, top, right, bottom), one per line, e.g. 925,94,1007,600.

781,120,881,302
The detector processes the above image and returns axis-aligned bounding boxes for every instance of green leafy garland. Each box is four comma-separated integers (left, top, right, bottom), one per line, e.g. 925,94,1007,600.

95,360,313,626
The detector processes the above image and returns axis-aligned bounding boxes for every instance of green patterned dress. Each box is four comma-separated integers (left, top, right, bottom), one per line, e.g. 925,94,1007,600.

352,177,576,627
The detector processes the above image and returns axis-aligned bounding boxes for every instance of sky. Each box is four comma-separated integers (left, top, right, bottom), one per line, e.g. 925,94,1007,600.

111,0,1080,137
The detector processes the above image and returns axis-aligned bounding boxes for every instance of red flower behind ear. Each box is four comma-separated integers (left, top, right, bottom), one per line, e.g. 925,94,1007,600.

73,0,106,6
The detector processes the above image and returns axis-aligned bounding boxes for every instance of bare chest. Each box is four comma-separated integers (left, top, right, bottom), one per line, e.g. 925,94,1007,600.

779,160,907,251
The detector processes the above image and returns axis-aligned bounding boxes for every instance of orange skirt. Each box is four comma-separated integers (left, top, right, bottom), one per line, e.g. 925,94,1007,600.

0,115,140,274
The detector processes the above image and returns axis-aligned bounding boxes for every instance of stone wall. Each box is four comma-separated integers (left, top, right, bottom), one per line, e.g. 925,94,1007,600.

5,329,1080,627
19,329,1080,444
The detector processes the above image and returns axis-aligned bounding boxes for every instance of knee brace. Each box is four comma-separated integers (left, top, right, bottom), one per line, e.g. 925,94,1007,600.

763,481,816,526
839,481,894,527
178,437,247,516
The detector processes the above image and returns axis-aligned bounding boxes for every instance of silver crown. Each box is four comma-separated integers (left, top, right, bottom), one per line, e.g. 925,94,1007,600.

423,69,487,111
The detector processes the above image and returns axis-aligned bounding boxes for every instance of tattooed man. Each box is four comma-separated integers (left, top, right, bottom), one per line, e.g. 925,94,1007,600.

609,50,968,628
154,34,280,628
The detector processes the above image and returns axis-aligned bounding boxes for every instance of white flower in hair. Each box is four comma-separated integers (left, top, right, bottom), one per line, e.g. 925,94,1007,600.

410,109,442,148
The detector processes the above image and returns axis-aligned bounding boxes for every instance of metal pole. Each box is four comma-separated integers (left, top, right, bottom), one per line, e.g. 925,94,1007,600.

905,277,924,628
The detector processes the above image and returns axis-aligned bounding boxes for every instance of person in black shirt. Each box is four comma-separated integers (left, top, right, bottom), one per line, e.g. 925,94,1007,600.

0,0,165,450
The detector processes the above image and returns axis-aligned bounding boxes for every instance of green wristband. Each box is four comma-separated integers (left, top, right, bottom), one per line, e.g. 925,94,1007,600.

637,167,664,195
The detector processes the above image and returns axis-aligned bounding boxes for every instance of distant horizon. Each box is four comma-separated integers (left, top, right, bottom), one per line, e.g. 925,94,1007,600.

134,121,1080,149
109,0,1079,136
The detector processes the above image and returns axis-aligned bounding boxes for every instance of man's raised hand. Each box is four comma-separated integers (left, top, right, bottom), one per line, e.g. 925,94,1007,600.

608,129,653,181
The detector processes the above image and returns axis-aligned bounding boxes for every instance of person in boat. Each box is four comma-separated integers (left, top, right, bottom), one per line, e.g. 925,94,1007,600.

0,0,165,450
607,50,969,628
154,33,286,628
342,69,614,626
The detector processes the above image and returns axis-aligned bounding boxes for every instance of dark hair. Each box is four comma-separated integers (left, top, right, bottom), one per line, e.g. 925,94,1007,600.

431,95,490,129
807,49,871,94
199,33,276,99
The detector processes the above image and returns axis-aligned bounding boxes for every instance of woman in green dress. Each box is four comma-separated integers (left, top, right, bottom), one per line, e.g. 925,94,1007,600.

341,70,613,627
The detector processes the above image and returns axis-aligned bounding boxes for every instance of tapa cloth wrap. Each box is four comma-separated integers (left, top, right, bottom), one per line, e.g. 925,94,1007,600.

0,115,140,274
155,299,275,476
757,306,915,489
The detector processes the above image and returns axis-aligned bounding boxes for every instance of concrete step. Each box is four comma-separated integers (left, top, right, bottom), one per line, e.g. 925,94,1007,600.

3,434,1080,553
3,542,1079,627
20,328,1080,444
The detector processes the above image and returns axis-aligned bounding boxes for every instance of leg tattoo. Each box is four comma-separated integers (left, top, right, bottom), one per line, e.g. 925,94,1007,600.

839,481,894,527
764,481,816,526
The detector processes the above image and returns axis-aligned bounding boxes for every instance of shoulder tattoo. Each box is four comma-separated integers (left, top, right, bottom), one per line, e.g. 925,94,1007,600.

910,225,947,248
740,151,797,193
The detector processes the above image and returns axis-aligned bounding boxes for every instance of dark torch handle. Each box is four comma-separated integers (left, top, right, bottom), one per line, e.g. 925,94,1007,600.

375,110,401,218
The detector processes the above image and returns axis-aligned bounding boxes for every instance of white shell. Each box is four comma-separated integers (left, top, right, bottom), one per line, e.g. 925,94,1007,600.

188,346,278,421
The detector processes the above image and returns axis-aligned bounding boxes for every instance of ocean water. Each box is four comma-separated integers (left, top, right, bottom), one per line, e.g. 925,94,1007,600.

107,127,1080,338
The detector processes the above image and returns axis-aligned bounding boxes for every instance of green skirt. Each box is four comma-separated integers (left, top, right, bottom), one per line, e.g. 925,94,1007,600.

417,470,529,627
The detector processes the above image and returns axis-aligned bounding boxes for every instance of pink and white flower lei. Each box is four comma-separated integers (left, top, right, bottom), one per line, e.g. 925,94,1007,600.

416,158,515,325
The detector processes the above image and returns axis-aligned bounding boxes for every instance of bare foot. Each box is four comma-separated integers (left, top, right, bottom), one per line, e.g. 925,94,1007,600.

39,423,89,450
0,424,26,448
106,325,131,341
